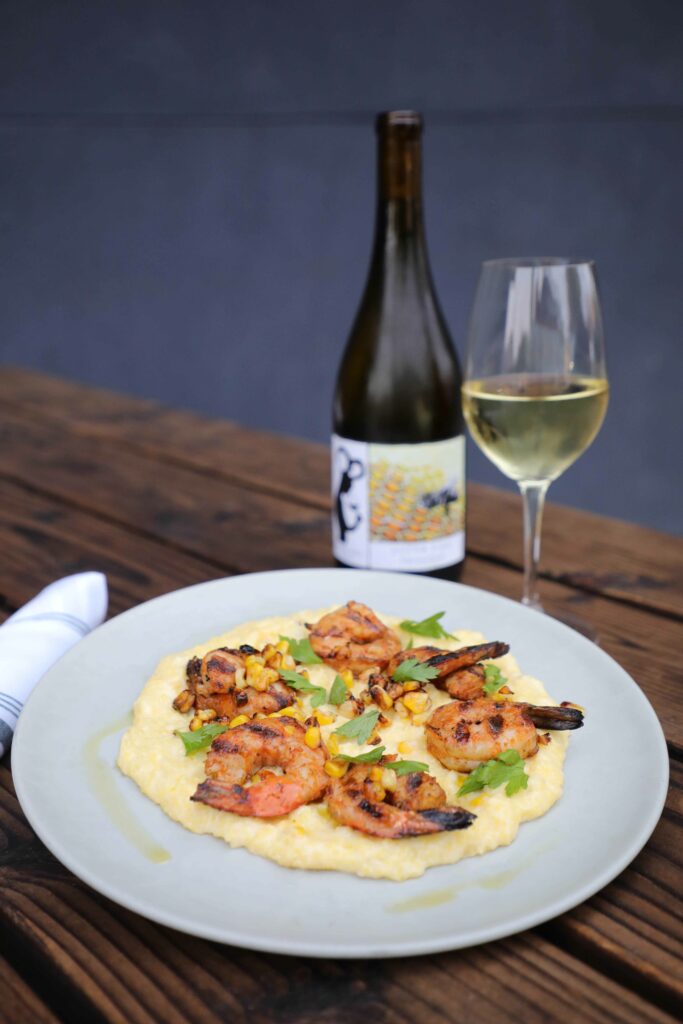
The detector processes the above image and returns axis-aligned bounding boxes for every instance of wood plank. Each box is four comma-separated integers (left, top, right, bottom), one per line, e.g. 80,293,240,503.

1,757,679,1024
0,955,60,1024
2,366,682,619
0,408,680,751
0,479,224,618
0,406,331,575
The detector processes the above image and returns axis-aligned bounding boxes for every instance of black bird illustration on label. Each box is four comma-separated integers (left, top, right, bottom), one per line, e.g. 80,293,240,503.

335,448,365,541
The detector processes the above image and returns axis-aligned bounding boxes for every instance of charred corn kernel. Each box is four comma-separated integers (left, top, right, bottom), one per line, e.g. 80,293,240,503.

229,714,249,728
369,766,384,782
373,688,393,711
275,639,289,654
402,680,421,692
197,708,217,723
397,741,412,754
368,731,382,746
260,667,280,687
326,734,340,757
188,714,203,731
369,783,386,801
403,692,431,714
172,689,194,713
324,759,348,778
304,726,321,749
341,670,354,689
282,654,296,670
244,654,264,669
380,768,397,791
314,710,334,726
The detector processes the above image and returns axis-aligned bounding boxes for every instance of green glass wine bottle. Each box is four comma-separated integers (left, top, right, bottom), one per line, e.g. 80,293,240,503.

332,110,465,579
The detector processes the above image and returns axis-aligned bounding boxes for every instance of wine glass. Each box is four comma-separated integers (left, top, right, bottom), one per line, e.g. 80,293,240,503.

462,258,608,613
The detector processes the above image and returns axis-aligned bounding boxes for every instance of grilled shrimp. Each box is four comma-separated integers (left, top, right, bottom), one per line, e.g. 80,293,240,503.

191,718,327,817
326,760,475,838
173,645,295,720
307,601,401,673
369,641,510,707
425,698,584,772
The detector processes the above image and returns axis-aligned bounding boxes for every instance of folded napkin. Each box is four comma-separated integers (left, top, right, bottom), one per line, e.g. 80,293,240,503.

0,572,108,758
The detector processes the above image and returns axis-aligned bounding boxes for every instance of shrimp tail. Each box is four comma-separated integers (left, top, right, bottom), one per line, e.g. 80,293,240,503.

418,807,477,831
526,704,584,731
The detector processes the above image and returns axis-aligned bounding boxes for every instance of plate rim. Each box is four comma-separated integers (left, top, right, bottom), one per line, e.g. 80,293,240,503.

12,568,670,957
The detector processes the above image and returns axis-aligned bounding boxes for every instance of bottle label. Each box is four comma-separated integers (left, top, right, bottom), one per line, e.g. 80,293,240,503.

331,435,465,571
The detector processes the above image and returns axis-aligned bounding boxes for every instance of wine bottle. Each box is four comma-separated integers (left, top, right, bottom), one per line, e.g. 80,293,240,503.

332,110,465,580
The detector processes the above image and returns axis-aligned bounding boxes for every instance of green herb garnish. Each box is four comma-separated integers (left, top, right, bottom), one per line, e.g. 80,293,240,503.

457,750,528,797
399,611,455,640
279,636,323,665
482,663,507,696
338,746,386,764
406,637,414,650
175,722,228,756
333,709,380,744
280,669,326,708
389,760,430,776
328,674,347,706
391,658,439,684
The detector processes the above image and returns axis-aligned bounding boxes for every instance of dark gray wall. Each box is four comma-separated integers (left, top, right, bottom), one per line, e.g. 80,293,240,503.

2,1,682,533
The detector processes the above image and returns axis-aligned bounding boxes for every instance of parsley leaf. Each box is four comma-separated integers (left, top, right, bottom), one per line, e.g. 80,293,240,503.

389,760,430,776
175,722,228,756
406,637,414,650
483,663,507,696
333,709,380,744
338,746,386,764
391,658,439,684
279,669,326,708
457,750,528,797
399,611,456,640
279,636,323,665
328,674,347,706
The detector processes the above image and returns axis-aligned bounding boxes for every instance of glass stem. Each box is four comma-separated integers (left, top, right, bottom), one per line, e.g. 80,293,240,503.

519,481,549,610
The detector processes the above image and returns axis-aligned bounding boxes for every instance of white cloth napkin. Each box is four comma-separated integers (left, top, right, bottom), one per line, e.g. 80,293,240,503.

0,572,108,758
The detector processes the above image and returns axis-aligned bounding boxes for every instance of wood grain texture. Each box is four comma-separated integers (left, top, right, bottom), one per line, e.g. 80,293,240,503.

0,956,60,1024
0,408,679,750
1,759,680,1024
0,367,680,1024
1,366,681,618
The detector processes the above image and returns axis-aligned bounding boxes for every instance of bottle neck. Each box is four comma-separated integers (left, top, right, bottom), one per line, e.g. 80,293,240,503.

372,131,429,276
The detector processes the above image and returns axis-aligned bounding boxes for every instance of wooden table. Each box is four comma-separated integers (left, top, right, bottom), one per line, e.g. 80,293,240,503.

0,367,680,1024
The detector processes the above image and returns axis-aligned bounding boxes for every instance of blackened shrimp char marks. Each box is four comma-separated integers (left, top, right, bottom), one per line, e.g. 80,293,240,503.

326,755,476,838
172,642,296,726
192,718,327,817
426,699,584,773
306,601,401,673
368,641,510,710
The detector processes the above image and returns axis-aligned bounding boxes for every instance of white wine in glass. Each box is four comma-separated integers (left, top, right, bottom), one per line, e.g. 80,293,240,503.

463,260,608,612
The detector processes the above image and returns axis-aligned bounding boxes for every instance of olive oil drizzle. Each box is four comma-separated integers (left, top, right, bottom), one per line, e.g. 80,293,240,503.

83,713,171,864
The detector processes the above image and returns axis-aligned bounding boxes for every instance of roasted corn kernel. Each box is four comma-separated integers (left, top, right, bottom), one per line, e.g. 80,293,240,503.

326,734,341,757
172,689,194,714
341,670,354,689
304,726,321,749
324,759,348,778
380,768,397,791
369,765,384,783
229,714,249,728
403,692,431,715
397,740,412,754
314,710,334,726
275,639,289,654
402,680,421,693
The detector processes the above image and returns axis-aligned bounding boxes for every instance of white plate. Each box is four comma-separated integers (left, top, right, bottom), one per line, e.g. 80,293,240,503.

12,569,668,958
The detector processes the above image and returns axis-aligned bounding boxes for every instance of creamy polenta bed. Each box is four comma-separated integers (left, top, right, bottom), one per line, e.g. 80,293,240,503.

118,602,583,880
